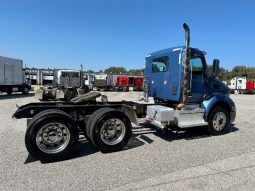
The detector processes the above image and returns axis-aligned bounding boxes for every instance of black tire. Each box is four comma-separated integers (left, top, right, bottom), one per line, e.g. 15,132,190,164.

85,108,115,141
6,88,12,95
22,85,29,95
42,93,48,101
27,109,68,127
118,86,123,91
208,106,229,135
25,109,79,162
114,87,118,92
89,109,132,153
123,87,127,92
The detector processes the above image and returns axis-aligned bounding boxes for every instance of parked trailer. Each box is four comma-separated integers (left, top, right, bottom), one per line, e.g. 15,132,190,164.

106,74,117,90
116,75,129,91
228,77,255,94
133,76,144,91
0,56,30,95
13,23,236,162
106,74,129,91
246,80,255,94
93,74,109,91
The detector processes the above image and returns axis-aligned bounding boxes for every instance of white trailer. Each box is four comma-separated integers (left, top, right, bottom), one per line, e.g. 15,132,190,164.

0,56,30,95
228,77,246,94
93,74,109,90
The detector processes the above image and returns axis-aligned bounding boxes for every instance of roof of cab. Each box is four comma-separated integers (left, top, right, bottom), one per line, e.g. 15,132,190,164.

147,46,204,57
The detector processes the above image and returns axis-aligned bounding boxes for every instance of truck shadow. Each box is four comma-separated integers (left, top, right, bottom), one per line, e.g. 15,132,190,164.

24,136,98,164
0,92,35,100
24,131,150,164
142,123,238,142
24,124,238,164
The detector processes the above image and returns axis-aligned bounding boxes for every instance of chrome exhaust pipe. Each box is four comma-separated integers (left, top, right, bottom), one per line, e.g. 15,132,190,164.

177,23,190,110
80,64,85,88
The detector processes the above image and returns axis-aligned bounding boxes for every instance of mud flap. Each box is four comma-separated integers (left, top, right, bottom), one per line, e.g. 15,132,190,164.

123,105,138,125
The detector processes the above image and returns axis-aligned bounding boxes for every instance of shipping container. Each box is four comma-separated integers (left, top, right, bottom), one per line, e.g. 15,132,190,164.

0,56,30,95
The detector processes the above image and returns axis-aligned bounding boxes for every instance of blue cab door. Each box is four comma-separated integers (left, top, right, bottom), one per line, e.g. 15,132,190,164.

187,56,206,103
145,48,182,102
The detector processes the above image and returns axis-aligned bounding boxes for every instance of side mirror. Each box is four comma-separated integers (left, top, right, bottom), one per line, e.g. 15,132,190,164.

212,59,220,77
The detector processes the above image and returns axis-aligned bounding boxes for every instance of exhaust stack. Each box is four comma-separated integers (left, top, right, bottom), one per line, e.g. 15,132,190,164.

177,23,190,110
80,64,85,88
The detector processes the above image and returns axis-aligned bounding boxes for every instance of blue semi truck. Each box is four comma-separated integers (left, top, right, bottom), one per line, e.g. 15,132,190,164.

13,23,236,162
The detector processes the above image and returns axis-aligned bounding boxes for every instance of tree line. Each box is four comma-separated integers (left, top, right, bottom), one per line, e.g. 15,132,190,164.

103,67,144,76
89,65,255,81
208,65,255,81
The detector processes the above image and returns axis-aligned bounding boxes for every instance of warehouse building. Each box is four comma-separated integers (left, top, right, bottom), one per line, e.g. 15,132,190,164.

24,68,54,85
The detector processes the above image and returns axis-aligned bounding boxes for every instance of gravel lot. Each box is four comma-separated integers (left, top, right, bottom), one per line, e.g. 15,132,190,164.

0,92,255,191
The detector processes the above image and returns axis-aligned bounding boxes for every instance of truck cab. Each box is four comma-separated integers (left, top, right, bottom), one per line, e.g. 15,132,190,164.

145,47,229,103
55,69,80,88
144,44,235,129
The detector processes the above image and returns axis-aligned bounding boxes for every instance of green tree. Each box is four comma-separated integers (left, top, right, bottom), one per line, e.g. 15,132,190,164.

104,67,127,74
128,69,144,76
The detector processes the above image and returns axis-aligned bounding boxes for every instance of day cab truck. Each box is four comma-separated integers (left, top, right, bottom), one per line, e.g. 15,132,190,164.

0,56,31,95
13,23,236,162
38,68,90,101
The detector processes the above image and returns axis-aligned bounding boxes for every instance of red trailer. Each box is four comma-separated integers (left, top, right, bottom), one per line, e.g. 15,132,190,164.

106,74,129,91
133,76,144,91
246,80,255,94
116,75,129,91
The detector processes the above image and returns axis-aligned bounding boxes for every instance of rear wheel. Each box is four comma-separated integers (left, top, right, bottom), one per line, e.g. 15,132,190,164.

22,85,29,94
208,106,229,135
6,88,12,95
85,108,115,141
89,109,132,152
25,110,79,162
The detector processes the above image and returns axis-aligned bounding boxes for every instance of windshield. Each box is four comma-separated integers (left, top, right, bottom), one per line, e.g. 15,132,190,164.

62,72,79,78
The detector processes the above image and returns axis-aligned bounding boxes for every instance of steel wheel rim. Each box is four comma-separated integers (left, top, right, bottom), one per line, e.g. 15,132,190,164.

36,122,70,154
100,118,126,145
212,112,227,131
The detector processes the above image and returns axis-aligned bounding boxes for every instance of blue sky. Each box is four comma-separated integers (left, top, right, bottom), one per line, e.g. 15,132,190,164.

0,0,254,71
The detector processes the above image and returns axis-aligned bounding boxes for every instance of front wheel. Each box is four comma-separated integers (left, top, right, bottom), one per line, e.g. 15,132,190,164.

89,109,132,152
208,106,229,135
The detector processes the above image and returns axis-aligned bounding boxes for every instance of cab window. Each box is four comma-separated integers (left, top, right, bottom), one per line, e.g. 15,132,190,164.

152,56,169,73
190,57,203,72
